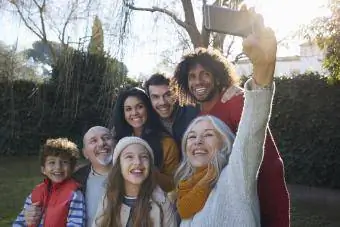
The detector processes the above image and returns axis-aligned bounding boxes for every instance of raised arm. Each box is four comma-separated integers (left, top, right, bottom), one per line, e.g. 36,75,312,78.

226,78,274,197
219,21,277,197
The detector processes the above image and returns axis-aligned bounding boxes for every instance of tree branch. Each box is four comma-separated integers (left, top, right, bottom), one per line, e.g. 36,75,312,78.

180,0,203,47
124,3,189,30
232,52,246,64
201,0,210,47
10,1,44,40
61,2,78,46
225,36,235,57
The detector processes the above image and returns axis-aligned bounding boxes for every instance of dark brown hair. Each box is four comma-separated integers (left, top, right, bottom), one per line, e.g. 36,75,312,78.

144,73,170,96
171,47,239,105
40,138,79,170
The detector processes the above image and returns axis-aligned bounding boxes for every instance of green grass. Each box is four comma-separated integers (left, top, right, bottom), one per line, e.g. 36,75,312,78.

0,157,340,227
0,157,42,226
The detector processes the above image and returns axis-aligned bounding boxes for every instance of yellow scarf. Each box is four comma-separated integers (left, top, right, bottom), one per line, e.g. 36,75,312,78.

176,167,212,219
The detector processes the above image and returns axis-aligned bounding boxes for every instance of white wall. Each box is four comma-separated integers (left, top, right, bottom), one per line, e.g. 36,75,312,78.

235,42,327,77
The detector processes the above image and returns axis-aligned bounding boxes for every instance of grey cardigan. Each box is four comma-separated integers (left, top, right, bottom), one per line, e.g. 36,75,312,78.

180,79,275,227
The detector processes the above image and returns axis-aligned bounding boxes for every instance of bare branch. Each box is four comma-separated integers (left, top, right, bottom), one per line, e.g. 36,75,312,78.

179,0,203,47
10,1,44,40
232,52,246,64
61,2,78,45
38,0,47,41
124,3,189,30
225,36,235,57
201,0,210,47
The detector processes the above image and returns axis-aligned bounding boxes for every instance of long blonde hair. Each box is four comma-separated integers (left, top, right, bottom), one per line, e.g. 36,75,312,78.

174,115,235,186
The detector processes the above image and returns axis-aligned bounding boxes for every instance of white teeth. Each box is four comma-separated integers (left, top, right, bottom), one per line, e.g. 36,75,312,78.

193,150,207,155
131,169,143,173
195,88,206,94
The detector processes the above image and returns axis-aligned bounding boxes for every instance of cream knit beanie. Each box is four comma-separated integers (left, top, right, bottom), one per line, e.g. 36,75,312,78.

112,136,154,166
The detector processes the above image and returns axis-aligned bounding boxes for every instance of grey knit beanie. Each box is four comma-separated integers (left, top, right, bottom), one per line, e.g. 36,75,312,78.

112,136,154,166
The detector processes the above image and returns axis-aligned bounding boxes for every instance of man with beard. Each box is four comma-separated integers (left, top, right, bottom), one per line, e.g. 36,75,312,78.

144,73,241,149
23,126,116,227
144,73,199,148
73,126,116,226
171,27,290,226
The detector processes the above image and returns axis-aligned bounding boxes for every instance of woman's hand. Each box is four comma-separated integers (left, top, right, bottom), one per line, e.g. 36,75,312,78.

242,6,277,87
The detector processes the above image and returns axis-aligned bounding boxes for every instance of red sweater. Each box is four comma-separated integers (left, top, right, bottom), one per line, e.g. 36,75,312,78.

200,93,290,227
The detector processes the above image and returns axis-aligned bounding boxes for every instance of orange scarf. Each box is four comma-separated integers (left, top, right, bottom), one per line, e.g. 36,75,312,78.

176,168,212,219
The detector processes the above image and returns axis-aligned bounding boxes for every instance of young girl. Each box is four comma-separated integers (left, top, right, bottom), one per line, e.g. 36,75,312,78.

112,87,179,193
93,136,177,227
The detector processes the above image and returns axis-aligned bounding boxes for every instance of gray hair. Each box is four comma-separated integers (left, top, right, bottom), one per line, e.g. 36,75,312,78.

174,115,235,186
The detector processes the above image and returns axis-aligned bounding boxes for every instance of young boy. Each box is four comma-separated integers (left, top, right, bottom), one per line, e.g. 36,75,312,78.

13,138,85,226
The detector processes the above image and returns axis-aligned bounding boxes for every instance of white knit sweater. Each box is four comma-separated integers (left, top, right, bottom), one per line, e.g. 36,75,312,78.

180,79,274,227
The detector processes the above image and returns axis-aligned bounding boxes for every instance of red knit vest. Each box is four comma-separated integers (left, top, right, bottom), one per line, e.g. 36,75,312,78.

31,178,79,227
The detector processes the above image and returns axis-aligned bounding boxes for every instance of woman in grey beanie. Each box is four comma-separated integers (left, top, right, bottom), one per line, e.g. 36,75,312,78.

93,136,177,227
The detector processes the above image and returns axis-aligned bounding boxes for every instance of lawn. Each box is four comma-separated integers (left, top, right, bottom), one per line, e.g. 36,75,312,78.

0,157,339,226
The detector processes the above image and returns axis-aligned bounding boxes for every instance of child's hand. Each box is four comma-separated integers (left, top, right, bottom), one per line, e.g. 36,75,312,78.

24,202,42,226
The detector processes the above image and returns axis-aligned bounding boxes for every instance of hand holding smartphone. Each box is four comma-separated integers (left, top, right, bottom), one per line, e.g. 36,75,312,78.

203,5,260,37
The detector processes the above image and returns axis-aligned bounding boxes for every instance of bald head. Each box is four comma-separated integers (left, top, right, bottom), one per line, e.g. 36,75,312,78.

83,126,111,147
82,126,116,168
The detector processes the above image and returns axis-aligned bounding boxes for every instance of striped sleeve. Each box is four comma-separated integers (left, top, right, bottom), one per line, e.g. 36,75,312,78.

12,193,44,227
12,194,31,226
67,190,86,227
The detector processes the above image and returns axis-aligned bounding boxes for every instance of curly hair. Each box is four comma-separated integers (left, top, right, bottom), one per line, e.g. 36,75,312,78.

40,138,79,170
171,47,239,105
112,87,169,168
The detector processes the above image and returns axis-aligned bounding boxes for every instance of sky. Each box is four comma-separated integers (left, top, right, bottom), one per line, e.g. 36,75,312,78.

0,0,331,78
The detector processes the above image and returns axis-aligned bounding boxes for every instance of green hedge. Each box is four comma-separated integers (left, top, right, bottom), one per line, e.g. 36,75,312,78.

1,70,340,189
240,72,340,188
270,73,340,189
0,50,128,155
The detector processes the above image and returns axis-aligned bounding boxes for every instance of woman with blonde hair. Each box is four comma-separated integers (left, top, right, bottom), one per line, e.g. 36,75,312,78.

93,136,177,227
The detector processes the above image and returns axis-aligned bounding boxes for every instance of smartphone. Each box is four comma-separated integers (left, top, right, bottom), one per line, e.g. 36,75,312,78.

203,5,257,37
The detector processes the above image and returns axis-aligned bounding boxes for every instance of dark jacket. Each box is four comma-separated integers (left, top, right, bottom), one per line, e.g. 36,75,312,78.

72,164,91,193
172,104,199,149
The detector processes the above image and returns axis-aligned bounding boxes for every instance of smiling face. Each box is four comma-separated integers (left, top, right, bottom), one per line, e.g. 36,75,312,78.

148,84,175,119
186,119,223,168
124,96,148,132
41,156,72,183
188,64,218,102
120,144,151,188
83,127,115,168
